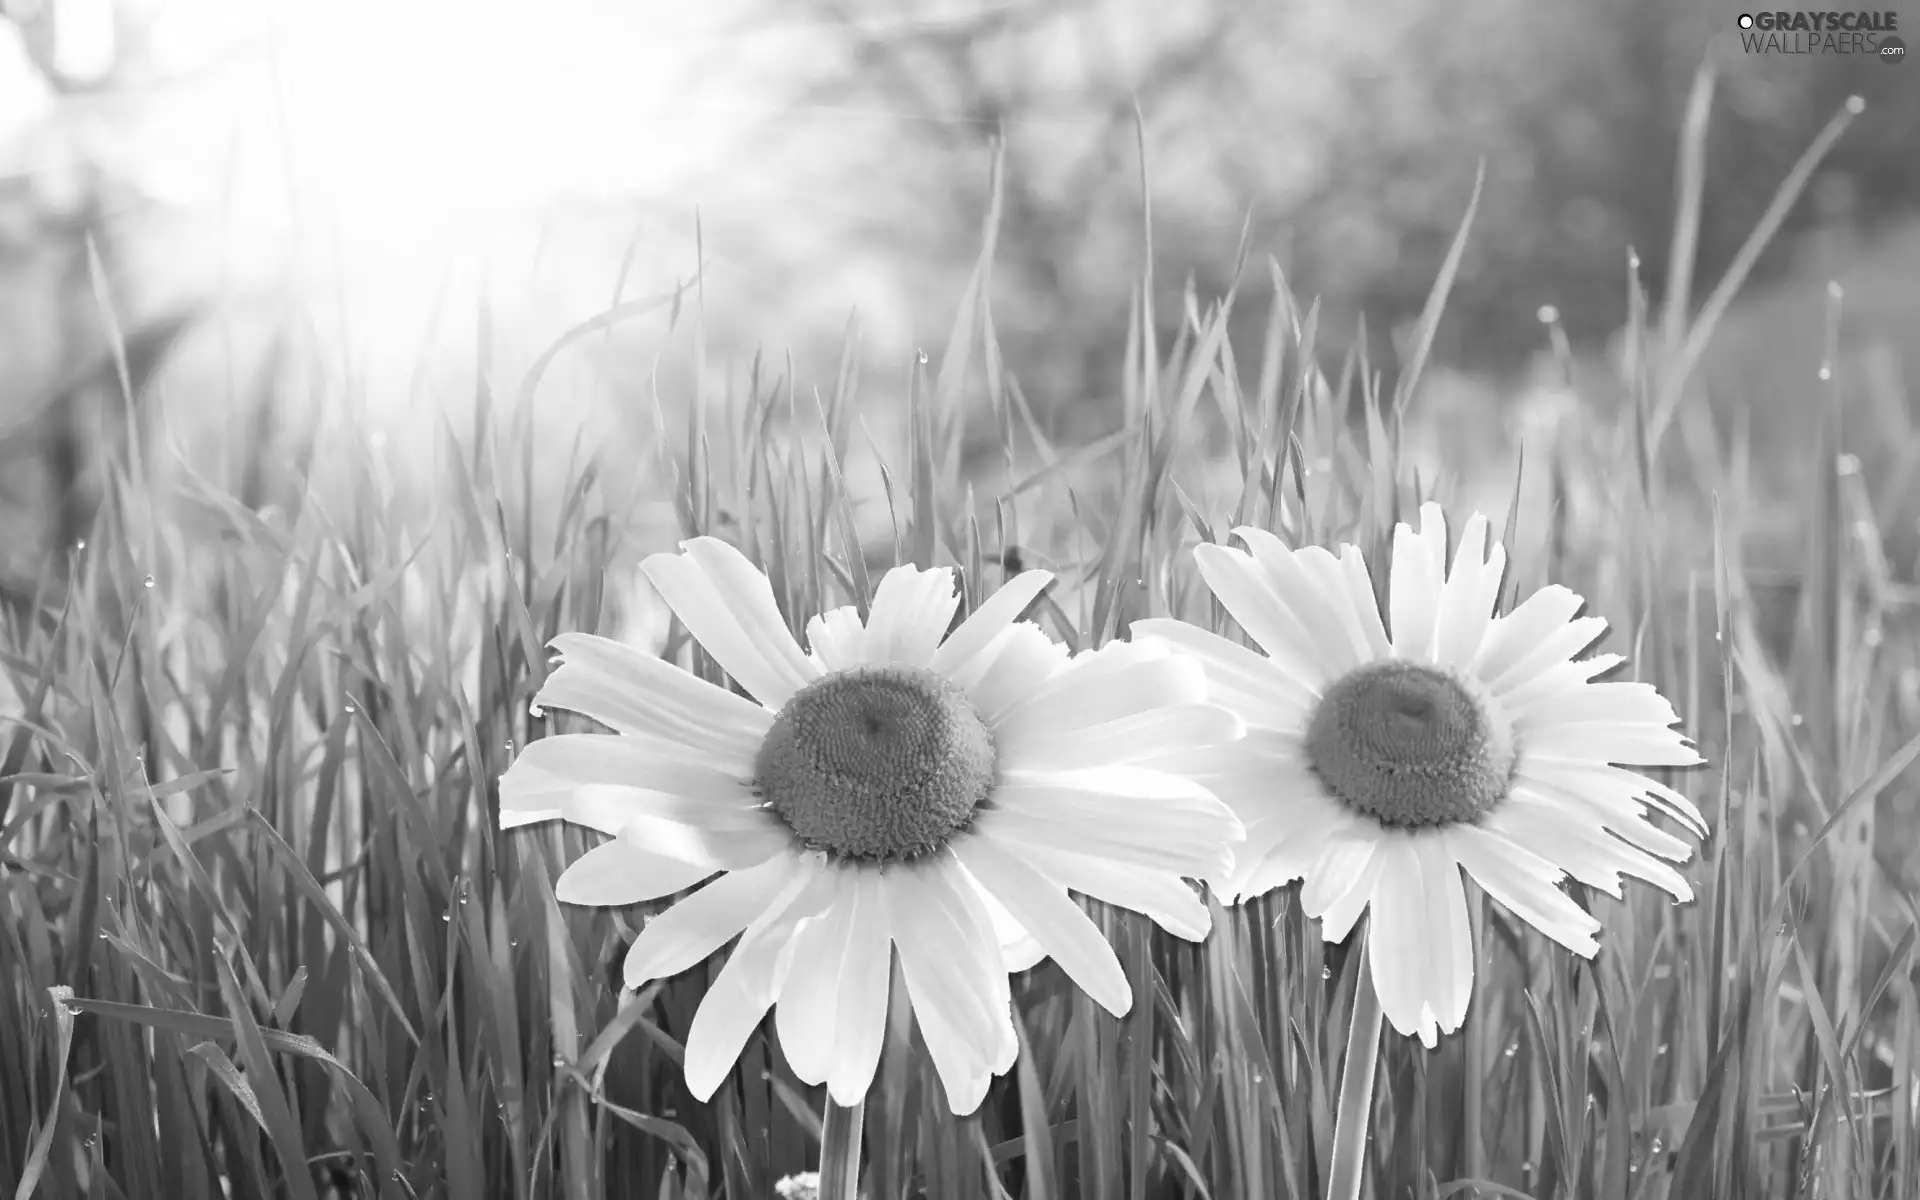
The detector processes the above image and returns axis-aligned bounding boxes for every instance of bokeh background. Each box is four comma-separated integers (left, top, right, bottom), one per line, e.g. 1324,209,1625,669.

2,0,1916,720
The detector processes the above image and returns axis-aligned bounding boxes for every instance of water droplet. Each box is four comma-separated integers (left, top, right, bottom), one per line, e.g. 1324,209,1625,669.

504,739,516,753
1649,1137,1664,1155
1827,280,1845,300
528,702,545,718
1504,1042,1519,1058
1536,304,1559,324
1626,249,1641,271
1837,453,1861,475
1522,1160,1537,1176
552,1053,568,1069
1321,966,1332,981
916,349,929,365
1846,94,1865,115
74,539,86,551
1790,712,1804,727
440,912,451,923
142,575,155,588
1817,364,1832,381
1657,1042,1669,1056
1865,628,1883,648
344,701,356,714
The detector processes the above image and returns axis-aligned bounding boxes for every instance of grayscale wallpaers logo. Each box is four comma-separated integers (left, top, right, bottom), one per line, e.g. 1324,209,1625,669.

1735,11,1904,59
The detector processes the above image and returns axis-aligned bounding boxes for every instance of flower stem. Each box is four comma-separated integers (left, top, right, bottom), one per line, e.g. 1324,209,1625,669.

1327,926,1384,1200
819,1097,865,1200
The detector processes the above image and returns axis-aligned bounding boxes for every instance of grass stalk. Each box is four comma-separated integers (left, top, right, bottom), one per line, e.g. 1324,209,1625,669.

819,1096,866,1200
1327,925,1384,1200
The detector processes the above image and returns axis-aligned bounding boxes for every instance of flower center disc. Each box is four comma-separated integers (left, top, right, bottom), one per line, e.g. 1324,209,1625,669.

1304,660,1516,828
755,664,997,863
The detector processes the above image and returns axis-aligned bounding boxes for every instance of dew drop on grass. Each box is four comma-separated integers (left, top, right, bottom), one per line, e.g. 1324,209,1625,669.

143,575,155,589
916,349,929,365
1657,1042,1669,1056
1837,454,1861,475
504,739,516,754
1320,966,1332,981
1790,713,1803,727
1536,304,1559,325
529,702,545,719
344,701,356,714
74,539,86,551
1817,364,1832,382
1504,1042,1519,1058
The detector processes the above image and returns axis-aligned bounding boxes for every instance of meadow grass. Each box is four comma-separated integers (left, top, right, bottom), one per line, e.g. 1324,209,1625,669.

3,84,1919,1200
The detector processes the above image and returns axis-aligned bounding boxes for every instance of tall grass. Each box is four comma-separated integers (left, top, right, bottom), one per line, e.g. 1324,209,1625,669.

3,82,1918,1200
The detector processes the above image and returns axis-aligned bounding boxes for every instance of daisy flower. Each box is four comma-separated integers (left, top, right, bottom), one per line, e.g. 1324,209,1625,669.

501,537,1245,1112
1134,502,1705,1047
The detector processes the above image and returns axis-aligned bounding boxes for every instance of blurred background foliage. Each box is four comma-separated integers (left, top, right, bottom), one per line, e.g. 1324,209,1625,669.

0,0,1916,610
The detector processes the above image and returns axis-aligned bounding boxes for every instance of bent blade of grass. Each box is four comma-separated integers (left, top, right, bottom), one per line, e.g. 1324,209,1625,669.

12,986,77,1200
1391,160,1483,420
1649,94,1864,446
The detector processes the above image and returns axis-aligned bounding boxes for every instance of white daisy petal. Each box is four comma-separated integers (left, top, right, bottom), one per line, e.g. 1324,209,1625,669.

1129,619,1318,725
891,862,1016,1112
1511,680,1682,732
864,565,961,668
826,871,895,1105
804,607,870,672
642,538,819,707
1487,617,1610,697
1388,509,1445,661
681,929,786,1101
1231,530,1368,677
1192,542,1336,686
989,639,1206,732
680,864,839,1100
1498,654,1628,714
1337,544,1394,660
1295,543,1392,667
991,837,1212,939
949,623,1071,719
995,703,1244,771
506,734,755,806
1470,584,1585,684
1420,835,1475,1033
1368,838,1438,1046
1514,764,1704,852
966,878,1047,973
952,834,1133,1018
1524,727,1706,769
1449,825,1601,957
623,854,800,987
775,868,876,1091
928,569,1055,678
1305,834,1386,943
982,767,1242,879
540,633,771,757
1227,792,1360,902
1490,792,1693,901
554,838,717,907
1431,514,1506,668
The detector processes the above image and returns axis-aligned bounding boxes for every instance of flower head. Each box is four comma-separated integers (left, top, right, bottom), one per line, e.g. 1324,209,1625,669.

502,537,1245,1111
1135,503,1705,1048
